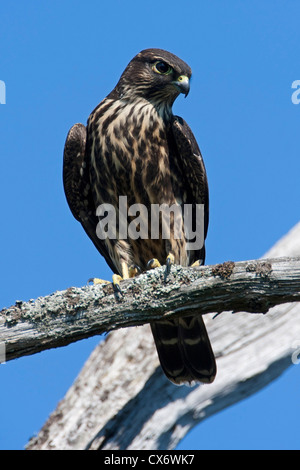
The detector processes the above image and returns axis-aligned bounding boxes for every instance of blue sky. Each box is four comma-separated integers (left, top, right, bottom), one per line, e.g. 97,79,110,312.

1,0,300,450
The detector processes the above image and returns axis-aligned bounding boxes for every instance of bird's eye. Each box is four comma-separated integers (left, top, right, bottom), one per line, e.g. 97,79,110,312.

152,61,172,75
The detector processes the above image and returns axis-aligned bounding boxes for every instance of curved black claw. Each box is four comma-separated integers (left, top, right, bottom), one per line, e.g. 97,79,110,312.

147,258,161,270
164,253,175,281
129,264,142,278
112,274,123,297
165,258,172,276
113,283,123,296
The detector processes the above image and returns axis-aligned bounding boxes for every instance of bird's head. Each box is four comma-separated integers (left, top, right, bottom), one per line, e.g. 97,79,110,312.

115,49,192,112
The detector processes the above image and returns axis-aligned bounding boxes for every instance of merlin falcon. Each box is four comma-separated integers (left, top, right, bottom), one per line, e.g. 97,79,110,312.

63,48,216,385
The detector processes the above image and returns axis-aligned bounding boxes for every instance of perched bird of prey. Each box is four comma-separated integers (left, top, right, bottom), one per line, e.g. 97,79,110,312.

63,48,216,385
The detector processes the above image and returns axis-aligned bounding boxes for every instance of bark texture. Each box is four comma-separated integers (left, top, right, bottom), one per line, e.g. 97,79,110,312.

22,222,300,450
1,258,300,362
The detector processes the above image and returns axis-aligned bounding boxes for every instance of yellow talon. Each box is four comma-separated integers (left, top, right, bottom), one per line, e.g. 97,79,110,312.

88,277,110,285
147,258,161,269
166,253,175,266
191,259,204,268
165,253,175,277
147,253,175,280
112,274,123,295
129,264,141,278
89,264,133,296
112,274,123,285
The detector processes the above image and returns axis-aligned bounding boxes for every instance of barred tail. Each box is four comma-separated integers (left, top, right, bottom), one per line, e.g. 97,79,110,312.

151,314,216,385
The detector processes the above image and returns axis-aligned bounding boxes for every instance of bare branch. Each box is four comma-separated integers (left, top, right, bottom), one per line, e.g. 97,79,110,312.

1,256,300,363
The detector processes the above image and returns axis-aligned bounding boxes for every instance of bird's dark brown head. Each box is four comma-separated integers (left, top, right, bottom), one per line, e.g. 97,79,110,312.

115,48,192,108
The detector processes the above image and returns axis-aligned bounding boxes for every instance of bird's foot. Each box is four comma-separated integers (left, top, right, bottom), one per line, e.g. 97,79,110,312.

87,259,142,298
129,264,142,278
87,274,124,295
88,276,122,295
190,258,204,268
112,264,141,295
112,274,123,295
165,253,175,276
147,253,175,281
147,258,161,270
88,277,110,285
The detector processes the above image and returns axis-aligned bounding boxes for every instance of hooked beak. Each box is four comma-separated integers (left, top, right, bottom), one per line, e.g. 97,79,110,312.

172,75,190,97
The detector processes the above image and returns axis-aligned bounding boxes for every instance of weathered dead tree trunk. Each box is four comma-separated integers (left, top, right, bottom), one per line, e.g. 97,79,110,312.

7,222,300,449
